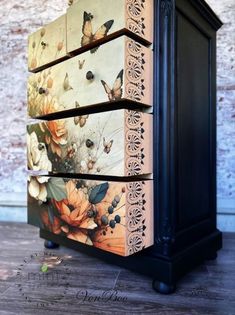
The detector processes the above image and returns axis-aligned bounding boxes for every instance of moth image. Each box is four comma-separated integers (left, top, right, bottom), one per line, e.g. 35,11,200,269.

74,115,89,128
101,69,124,101
81,11,114,53
103,137,113,154
63,73,73,91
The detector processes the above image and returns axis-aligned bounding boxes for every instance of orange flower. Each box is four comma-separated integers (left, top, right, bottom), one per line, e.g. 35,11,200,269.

92,184,126,256
40,96,67,157
40,180,127,255
41,95,59,116
41,209,62,235
53,181,97,245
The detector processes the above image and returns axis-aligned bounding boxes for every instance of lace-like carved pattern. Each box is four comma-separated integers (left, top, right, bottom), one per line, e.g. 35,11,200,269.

125,39,146,103
126,0,146,37
125,110,146,176
126,181,147,255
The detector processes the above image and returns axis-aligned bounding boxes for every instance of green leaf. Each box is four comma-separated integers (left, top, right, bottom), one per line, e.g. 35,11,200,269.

89,182,109,204
41,264,48,273
46,177,67,201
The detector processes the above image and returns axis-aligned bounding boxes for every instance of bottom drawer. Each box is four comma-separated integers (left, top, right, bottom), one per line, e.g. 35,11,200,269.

28,176,153,256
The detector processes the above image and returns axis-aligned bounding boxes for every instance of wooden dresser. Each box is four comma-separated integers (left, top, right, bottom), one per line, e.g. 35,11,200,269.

27,0,223,294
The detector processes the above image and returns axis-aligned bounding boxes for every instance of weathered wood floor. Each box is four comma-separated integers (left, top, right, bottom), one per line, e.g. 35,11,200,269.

0,223,234,315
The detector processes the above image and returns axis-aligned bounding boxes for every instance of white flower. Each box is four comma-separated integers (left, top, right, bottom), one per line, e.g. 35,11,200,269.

28,176,49,202
27,131,52,171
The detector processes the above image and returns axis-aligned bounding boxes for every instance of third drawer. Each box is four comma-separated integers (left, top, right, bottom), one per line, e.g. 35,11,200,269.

27,109,153,177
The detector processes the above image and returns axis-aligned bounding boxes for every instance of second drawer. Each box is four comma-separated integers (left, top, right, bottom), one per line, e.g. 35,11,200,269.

27,36,153,118
27,109,153,177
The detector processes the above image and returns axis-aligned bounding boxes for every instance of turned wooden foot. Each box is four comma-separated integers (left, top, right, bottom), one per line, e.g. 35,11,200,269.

152,279,176,294
44,240,60,249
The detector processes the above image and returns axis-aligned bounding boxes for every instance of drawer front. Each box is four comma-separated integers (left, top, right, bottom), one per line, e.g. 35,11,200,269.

27,109,152,177
27,37,153,118
67,0,153,55
28,15,67,72
28,176,153,256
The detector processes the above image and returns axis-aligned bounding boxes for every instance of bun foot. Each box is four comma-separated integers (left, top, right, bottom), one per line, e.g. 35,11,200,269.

152,279,176,294
44,240,59,249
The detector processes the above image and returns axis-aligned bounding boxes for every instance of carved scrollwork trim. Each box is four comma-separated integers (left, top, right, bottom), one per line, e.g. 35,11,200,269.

125,110,145,176
125,39,146,103
126,181,147,255
126,0,146,37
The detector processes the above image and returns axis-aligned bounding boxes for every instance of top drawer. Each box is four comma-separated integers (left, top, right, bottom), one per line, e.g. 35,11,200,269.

67,0,153,55
28,15,67,72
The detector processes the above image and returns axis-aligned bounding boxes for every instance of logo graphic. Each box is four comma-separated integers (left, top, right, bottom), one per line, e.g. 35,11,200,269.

16,251,71,308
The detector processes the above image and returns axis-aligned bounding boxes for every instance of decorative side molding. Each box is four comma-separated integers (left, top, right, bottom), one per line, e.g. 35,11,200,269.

125,110,152,177
126,0,146,37
124,38,153,106
154,0,176,254
125,39,146,103
126,181,153,255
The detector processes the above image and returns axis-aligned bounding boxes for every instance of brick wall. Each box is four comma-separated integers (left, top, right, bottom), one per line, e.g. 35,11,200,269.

0,1,234,229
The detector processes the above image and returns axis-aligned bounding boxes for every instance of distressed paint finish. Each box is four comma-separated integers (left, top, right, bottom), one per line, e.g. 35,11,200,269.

28,176,154,256
27,36,153,118
27,109,153,177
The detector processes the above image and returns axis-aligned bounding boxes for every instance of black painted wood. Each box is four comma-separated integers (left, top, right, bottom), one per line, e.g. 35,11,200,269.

152,0,222,260
36,0,223,293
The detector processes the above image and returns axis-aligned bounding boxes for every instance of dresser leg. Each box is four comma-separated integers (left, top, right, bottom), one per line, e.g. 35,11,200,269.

44,240,60,249
206,251,218,260
152,279,176,294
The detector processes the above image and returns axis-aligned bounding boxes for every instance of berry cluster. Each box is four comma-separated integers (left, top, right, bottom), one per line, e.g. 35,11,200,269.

100,193,124,235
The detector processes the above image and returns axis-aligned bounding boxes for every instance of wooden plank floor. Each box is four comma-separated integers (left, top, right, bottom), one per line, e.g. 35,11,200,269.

0,223,234,315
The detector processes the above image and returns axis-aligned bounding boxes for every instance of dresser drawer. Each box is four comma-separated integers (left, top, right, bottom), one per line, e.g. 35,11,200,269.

28,176,153,256
27,36,153,118
27,109,152,177
28,15,67,72
67,0,153,55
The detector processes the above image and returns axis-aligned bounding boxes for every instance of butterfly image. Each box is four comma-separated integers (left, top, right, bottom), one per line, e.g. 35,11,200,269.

63,73,73,91
103,137,113,154
101,69,124,101
81,11,114,53
78,59,85,69
74,115,89,128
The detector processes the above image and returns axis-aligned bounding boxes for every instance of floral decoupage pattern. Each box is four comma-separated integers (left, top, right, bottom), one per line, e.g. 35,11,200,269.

27,36,153,118
28,15,67,72
28,176,153,256
27,109,152,177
